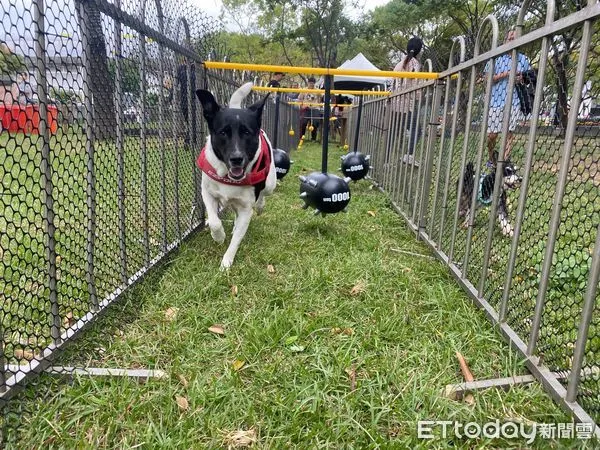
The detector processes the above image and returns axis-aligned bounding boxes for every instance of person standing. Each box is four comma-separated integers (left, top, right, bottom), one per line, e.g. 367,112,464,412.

267,72,285,88
485,27,531,166
298,76,321,141
391,36,423,167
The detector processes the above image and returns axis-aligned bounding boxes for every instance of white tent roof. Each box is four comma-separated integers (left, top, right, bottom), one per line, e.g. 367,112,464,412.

333,53,389,90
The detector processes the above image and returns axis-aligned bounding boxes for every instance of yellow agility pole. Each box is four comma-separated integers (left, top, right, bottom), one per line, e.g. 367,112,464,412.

288,101,354,108
204,61,439,79
253,86,390,96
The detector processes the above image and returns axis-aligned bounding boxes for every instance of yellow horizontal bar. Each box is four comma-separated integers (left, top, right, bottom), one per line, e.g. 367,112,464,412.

288,101,354,107
204,61,439,79
253,86,389,96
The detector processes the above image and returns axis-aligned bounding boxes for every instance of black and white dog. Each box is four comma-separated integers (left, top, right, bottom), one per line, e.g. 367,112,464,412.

458,161,522,237
195,82,277,270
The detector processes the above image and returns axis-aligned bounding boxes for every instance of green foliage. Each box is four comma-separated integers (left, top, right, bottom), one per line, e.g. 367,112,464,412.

107,57,141,97
50,87,80,103
0,51,26,77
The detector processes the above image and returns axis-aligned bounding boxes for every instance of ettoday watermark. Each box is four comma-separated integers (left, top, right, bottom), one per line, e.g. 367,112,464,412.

417,420,595,443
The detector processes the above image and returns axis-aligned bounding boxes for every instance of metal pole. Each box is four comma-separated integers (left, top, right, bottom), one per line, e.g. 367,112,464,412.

37,0,59,339
566,222,600,402
187,61,200,228
78,0,99,312
273,93,280,149
478,45,520,295
158,45,167,253
430,79,452,244
438,69,464,250
114,0,127,285
417,80,443,232
458,61,493,273
412,84,433,226
352,94,364,154
139,33,149,267
499,32,551,322
321,74,332,173
172,63,181,241
528,17,594,356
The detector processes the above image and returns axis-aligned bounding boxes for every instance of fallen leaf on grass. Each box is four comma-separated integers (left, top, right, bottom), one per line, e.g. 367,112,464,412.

289,345,305,353
345,364,357,391
223,429,257,448
267,264,276,274
208,324,225,335
349,281,366,296
232,360,246,371
14,349,35,361
63,312,76,328
177,374,189,388
367,210,376,217
331,327,354,336
164,307,179,321
175,395,189,411
55,255,62,265
231,285,239,296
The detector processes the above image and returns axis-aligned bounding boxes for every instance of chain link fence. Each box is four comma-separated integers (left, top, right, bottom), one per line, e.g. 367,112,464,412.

350,0,600,429
0,0,223,424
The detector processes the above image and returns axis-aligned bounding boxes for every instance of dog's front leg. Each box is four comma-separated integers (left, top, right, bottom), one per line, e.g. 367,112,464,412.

497,194,514,237
202,190,226,244
221,207,253,270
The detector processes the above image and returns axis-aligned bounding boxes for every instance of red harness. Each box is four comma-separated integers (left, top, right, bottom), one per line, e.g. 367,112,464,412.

196,131,272,186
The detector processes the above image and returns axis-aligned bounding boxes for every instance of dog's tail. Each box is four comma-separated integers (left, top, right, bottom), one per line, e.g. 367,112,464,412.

229,82,253,108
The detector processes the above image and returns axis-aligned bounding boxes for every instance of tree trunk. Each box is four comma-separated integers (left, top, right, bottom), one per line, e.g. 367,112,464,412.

78,1,116,140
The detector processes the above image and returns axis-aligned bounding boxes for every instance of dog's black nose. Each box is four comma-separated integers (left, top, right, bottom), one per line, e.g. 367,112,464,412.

229,156,244,167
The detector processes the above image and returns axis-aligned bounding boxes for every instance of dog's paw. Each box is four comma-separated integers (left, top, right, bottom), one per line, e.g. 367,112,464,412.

255,199,265,216
211,225,226,244
220,255,234,270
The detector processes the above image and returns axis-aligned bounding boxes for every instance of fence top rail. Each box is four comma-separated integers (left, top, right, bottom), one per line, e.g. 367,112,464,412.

253,86,390,96
204,61,439,79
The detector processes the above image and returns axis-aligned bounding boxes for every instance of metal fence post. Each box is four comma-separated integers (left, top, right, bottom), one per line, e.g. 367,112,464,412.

158,36,167,253
499,2,554,321
114,0,127,285
187,60,200,229
527,16,594,356
456,16,498,272
417,79,443,233
139,31,150,267
478,45,520,294
38,0,62,332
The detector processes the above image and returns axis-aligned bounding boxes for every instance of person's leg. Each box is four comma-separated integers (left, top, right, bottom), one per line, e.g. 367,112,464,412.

488,133,498,164
504,106,522,161
408,110,419,155
300,115,308,139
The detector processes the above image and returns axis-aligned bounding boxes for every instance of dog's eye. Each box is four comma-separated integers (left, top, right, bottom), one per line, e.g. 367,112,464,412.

218,129,228,136
240,126,252,135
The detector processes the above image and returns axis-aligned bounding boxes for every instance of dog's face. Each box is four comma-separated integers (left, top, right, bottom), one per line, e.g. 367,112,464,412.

196,89,269,181
502,161,522,190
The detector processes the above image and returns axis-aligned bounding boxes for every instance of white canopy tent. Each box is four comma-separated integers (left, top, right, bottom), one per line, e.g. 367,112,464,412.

333,53,389,91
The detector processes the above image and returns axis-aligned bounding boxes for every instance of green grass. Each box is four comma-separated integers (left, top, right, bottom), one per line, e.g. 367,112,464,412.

2,142,590,448
1,127,197,362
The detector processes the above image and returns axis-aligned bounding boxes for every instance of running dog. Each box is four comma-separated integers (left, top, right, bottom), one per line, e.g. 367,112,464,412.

458,161,522,237
196,82,276,269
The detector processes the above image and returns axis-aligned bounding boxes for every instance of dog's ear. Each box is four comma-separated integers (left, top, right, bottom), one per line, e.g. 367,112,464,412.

196,89,220,124
248,93,270,117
